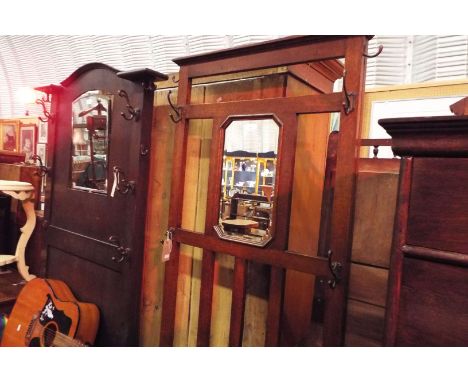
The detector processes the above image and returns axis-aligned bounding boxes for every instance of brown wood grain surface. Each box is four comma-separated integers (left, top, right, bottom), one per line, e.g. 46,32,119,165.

407,158,468,255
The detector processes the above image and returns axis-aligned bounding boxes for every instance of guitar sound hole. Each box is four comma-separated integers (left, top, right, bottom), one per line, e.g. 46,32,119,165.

41,322,58,347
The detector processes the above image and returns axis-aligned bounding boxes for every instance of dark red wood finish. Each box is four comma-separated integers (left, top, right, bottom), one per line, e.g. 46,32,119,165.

40,63,167,346
322,36,368,346
229,257,248,347
381,115,468,346
160,36,370,346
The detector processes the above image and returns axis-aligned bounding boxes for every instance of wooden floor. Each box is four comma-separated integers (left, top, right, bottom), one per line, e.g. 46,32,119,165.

0,266,24,315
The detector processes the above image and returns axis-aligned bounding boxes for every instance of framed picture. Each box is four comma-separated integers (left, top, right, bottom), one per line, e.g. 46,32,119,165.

19,123,37,162
38,121,48,143
36,143,46,166
0,120,20,152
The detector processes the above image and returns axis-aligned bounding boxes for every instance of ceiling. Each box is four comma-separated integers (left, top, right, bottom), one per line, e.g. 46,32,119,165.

0,35,466,118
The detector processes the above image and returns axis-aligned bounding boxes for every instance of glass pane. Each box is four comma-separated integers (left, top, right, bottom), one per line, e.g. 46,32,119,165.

215,118,280,247
71,90,112,194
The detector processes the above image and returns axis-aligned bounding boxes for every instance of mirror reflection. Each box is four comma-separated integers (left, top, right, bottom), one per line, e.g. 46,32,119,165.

71,90,112,194
215,118,279,247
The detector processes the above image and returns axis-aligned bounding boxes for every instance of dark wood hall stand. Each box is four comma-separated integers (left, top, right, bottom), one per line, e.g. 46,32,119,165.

381,115,468,346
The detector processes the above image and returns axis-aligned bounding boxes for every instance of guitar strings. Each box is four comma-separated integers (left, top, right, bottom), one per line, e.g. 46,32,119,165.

34,325,85,347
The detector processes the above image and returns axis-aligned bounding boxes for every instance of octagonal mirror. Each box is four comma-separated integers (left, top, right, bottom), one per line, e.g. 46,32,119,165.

215,117,280,247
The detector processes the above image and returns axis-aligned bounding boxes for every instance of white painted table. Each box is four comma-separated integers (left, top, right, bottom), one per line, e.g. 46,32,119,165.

0,180,36,281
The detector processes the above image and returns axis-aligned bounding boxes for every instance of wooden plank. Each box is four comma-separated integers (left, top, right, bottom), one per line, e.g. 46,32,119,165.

402,244,468,267
397,256,468,346
196,250,216,346
196,117,224,346
282,112,331,345
242,262,269,346
174,119,209,346
184,93,343,119
351,170,399,268
348,263,389,307
288,63,336,94
174,228,330,276
265,266,285,346
384,157,413,346
140,105,175,346
229,257,247,346
407,158,468,254
209,253,234,346
178,37,347,78
159,67,191,346
272,112,298,250
345,299,385,346
358,158,400,174
323,36,368,346
186,119,213,346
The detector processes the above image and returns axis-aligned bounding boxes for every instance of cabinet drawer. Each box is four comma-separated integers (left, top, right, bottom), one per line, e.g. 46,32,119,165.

407,158,468,255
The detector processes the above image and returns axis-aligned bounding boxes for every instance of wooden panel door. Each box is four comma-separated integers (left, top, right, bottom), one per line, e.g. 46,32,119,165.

41,63,166,346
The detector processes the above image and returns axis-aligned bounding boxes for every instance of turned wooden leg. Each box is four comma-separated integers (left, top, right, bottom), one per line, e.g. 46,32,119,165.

15,198,37,281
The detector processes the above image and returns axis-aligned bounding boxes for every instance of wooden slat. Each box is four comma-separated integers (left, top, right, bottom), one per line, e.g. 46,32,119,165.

351,170,399,268
196,118,225,346
229,257,247,346
160,68,191,346
348,263,389,307
402,244,468,267
265,266,285,346
272,112,298,250
196,250,216,346
345,299,385,346
174,228,330,276
184,93,343,119
360,138,393,147
46,225,121,272
323,36,368,347
179,38,347,78
384,157,413,346
358,158,400,174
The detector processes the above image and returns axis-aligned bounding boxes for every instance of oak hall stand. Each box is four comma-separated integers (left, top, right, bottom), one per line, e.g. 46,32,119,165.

158,35,371,346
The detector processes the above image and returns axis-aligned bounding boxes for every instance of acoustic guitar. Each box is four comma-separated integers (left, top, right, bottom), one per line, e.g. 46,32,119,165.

1,278,99,347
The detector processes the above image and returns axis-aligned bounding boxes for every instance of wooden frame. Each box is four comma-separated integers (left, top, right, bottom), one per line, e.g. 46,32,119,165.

0,120,20,153
159,36,370,347
38,121,48,144
19,123,37,162
36,143,46,165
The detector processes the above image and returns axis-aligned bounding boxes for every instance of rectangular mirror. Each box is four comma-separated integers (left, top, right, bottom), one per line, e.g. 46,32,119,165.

71,90,112,194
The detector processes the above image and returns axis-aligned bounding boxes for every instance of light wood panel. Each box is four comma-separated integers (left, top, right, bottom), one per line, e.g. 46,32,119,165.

281,74,331,346
140,104,175,346
351,170,399,268
348,263,388,307
345,299,385,346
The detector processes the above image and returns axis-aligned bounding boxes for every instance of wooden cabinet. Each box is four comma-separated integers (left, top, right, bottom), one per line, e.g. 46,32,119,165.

380,115,468,346
222,155,276,198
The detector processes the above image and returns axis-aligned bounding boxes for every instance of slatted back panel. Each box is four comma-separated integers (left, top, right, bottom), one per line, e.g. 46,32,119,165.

159,36,369,346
